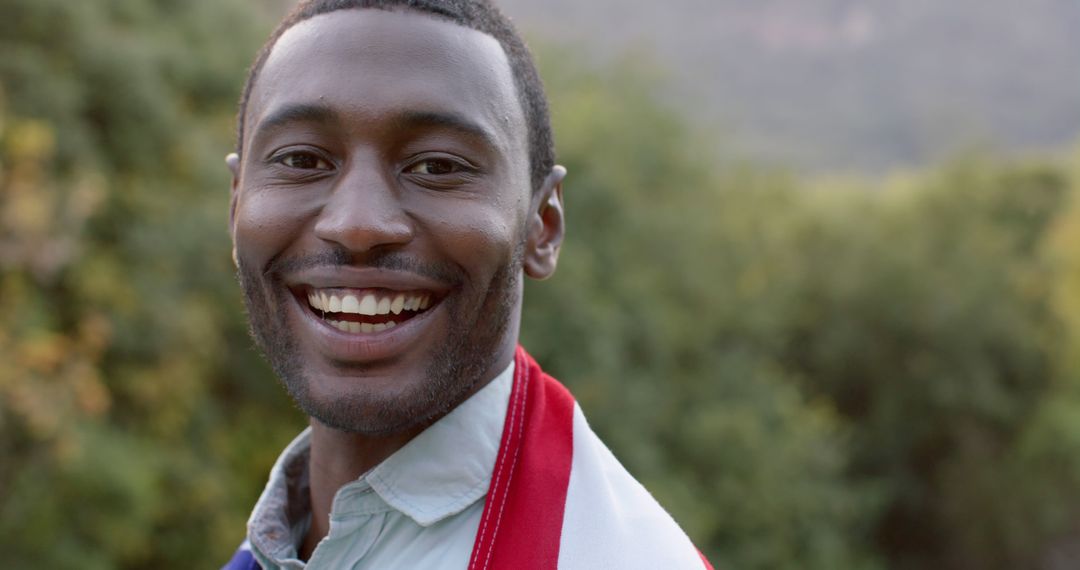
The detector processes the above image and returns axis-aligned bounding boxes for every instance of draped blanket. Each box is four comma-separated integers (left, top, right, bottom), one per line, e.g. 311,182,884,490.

224,347,713,569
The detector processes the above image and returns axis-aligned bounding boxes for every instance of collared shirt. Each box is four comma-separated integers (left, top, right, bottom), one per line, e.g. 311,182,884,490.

246,362,514,569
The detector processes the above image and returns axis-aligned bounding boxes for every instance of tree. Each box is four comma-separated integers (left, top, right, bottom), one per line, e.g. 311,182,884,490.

3,2,1080,568
0,1,298,566
523,53,882,569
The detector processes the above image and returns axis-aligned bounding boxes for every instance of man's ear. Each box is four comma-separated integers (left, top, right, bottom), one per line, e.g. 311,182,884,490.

524,165,567,280
226,153,241,267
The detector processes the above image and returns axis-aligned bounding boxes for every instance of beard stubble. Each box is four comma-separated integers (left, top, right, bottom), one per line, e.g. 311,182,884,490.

236,244,523,436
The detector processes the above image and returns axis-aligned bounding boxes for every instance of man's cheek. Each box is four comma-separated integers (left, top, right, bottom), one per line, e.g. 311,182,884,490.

234,191,317,265
457,219,520,275
453,199,521,246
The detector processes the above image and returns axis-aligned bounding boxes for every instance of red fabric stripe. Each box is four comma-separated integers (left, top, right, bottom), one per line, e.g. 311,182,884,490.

698,549,715,569
468,347,576,570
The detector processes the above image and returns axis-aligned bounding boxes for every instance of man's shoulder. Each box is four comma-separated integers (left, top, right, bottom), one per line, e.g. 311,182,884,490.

520,353,707,569
556,402,707,569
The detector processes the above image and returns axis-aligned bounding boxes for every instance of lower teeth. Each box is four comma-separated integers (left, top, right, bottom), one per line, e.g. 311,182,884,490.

328,320,397,333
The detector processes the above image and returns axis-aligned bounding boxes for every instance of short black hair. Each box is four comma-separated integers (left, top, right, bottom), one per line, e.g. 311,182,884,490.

235,0,555,193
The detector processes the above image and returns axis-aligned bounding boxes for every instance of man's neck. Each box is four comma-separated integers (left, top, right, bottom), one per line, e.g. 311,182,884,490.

298,348,517,560
300,420,423,560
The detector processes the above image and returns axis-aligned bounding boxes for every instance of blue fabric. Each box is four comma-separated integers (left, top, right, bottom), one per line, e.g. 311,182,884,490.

222,547,261,570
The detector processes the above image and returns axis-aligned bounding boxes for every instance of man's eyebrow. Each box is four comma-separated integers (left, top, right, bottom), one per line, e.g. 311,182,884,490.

252,103,340,141
250,105,500,150
391,110,500,149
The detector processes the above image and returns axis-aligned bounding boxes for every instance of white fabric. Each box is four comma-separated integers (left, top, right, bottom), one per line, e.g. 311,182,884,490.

557,404,704,569
247,362,514,570
243,358,706,569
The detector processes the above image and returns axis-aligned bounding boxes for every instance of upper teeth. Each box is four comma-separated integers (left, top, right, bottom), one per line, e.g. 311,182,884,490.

307,291,431,315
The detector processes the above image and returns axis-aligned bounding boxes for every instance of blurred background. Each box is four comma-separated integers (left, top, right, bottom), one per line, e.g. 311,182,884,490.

2,0,1079,568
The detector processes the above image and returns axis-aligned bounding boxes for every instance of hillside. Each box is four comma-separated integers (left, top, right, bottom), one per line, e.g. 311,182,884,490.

498,0,1080,171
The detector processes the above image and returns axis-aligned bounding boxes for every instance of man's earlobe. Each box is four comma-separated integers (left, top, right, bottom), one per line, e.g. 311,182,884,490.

227,153,241,268
226,152,241,178
524,165,567,280
226,153,241,224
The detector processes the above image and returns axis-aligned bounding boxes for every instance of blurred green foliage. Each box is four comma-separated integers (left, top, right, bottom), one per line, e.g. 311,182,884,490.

0,1,303,567
3,1,1080,569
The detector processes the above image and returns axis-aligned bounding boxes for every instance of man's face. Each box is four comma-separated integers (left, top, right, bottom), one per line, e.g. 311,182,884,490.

229,9,558,435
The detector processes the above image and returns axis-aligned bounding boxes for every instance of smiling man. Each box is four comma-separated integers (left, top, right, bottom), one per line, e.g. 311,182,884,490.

223,1,711,569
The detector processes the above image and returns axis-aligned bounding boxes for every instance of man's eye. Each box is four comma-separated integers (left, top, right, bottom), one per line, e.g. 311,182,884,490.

279,152,331,170
407,159,461,175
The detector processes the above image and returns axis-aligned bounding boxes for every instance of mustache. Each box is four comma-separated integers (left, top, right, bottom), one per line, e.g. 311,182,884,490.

263,247,462,285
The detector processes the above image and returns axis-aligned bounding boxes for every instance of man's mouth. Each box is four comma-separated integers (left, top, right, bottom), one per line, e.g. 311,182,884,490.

303,288,436,334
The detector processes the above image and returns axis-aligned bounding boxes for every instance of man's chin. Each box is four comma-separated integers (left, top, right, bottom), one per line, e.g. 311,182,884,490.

239,249,523,437
301,398,428,437
282,369,473,436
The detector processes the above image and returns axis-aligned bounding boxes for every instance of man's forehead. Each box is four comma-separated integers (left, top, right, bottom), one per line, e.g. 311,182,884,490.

245,8,524,149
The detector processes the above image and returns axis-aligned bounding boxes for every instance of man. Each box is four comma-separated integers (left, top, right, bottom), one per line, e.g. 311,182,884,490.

223,1,712,568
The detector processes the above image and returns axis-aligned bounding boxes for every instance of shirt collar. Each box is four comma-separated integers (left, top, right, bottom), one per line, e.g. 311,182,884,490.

248,360,514,557
365,361,513,525
248,427,314,561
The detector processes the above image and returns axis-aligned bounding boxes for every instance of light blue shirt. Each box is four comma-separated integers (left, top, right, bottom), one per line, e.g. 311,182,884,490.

246,362,514,569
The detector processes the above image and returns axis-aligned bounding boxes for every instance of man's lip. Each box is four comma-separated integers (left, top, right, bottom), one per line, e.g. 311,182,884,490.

287,283,444,363
280,265,454,363
285,266,454,294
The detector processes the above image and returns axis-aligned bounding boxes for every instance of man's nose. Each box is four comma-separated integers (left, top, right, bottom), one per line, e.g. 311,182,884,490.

313,158,413,253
